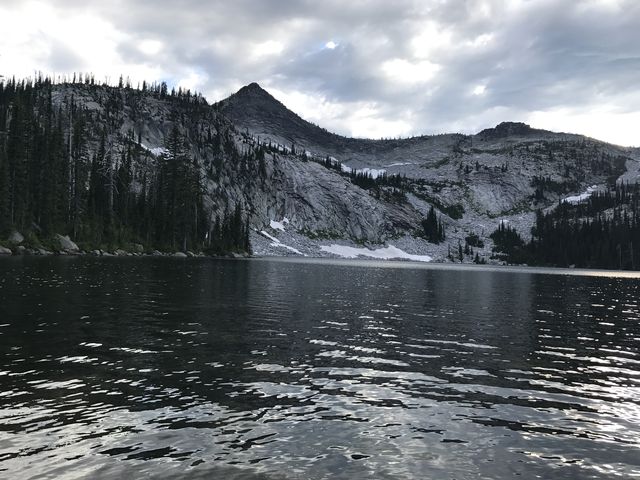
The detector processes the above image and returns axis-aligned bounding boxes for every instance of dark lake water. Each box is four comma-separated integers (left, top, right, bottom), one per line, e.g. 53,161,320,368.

1,257,639,479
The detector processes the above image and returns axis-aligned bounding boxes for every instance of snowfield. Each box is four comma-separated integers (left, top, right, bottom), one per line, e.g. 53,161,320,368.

320,244,432,262
140,143,169,157
564,186,598,204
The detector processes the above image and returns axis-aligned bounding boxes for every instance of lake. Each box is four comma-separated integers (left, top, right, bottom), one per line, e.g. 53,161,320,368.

1,257,639,479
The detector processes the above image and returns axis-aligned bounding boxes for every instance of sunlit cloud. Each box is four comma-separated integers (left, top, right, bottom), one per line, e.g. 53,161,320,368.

348,104,413,139
252,40,284,58
177,70,208,93
472,85,486,96
528,108,640,148
411,22,452,59
381,59,440,85
138,39,163,56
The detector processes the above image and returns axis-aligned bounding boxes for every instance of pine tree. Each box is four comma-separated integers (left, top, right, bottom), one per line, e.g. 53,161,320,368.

0,142,10,235
421,206,445,243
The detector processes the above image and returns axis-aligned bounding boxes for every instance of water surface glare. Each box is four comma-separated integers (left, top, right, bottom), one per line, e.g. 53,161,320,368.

1,257,639,479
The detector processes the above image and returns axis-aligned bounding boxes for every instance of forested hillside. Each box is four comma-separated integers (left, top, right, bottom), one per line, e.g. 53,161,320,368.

0,76,250,253
491,182,640,269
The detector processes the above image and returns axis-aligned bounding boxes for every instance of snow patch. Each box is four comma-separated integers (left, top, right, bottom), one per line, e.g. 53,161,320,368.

271,243,304,255
320,244,432,262
260,230,305,256
269,217,290,232
563,186,597,204
140,143,169,157
260,230,279,243
340,164,387,179
386,162,413,167
360,167,387,179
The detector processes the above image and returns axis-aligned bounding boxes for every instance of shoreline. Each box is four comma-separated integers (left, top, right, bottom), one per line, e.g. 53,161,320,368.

2,250,639,278
0,248,250,259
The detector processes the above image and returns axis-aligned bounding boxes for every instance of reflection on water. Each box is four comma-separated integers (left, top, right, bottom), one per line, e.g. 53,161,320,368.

1,257,639,479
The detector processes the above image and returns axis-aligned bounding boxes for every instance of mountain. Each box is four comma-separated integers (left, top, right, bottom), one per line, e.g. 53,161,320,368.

218,82,466,168
219,82,345,149
219,82,640,254
2,77,640,267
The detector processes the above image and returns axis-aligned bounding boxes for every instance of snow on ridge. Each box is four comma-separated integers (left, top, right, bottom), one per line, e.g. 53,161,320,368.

563,185,597,204
320,244,432,262
340,164,353,174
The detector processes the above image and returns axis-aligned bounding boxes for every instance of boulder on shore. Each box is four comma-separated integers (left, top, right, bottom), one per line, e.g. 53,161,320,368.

55,234,79,252
0,245,12,255
8,231,24,244
173,252,188,258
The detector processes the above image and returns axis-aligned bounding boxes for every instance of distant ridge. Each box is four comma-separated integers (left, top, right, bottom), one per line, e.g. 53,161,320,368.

218,83,604,149
477,122,544,140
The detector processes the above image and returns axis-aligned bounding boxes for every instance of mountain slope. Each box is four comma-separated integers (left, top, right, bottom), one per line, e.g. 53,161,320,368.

218,83,640,241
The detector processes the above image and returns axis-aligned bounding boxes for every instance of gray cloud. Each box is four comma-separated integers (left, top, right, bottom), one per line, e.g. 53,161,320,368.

1,0,639,144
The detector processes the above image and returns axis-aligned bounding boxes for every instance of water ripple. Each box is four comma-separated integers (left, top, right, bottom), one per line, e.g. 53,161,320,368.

0,257,639,479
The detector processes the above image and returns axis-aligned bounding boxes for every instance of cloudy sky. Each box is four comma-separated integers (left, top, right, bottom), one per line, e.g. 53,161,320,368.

1,0,638,145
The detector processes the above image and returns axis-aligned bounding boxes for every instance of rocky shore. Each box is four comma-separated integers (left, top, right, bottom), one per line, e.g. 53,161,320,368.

0,231,251,259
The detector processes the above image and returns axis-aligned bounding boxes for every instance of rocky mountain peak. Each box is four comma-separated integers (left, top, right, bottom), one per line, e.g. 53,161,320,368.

477,121,540,140
236,81,265,93
223,82,285,114
218,82,339,148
